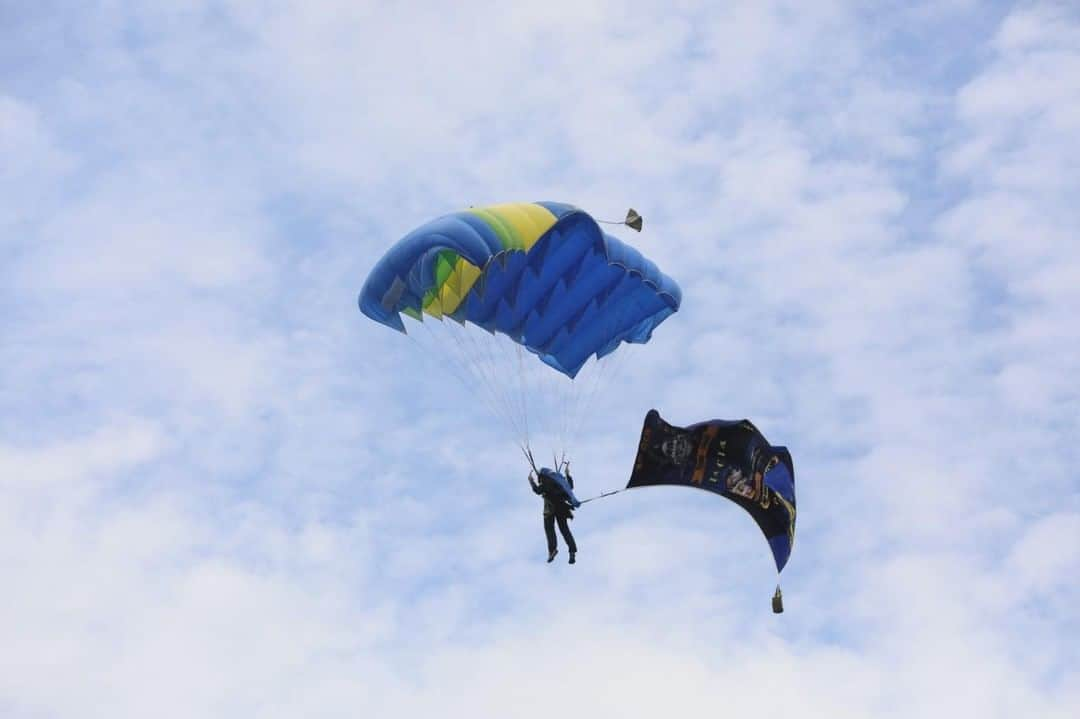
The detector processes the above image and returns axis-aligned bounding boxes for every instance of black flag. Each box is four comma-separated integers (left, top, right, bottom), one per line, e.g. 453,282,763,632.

628,409,796,572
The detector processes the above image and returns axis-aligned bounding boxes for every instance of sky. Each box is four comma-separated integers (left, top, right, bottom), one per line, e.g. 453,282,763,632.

1,0,1078,716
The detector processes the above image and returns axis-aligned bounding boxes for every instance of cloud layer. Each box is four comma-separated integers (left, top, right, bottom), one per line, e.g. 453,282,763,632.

2,1,1078,717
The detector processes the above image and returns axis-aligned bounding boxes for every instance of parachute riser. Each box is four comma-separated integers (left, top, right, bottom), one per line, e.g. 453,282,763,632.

522,446,539,476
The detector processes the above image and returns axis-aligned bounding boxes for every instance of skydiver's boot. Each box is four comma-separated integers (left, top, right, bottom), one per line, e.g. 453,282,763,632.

568,551,576,564
547,549,558,563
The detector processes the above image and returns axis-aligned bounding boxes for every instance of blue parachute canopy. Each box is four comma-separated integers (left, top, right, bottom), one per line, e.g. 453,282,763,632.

358,202,681,378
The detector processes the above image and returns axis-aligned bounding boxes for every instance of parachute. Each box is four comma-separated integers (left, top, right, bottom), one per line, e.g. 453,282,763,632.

626,409,796,611
360,202,680,378
358,202,682,454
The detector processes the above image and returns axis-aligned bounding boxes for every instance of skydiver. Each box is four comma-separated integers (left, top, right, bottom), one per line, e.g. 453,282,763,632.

528,464,581,564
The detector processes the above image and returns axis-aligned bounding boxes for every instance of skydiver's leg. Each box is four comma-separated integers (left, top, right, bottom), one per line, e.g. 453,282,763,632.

544,514,558,561
556,515,577,555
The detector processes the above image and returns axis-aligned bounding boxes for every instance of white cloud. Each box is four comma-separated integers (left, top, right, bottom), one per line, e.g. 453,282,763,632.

1,0,1078,717
0,420,163,486
0,94,76,234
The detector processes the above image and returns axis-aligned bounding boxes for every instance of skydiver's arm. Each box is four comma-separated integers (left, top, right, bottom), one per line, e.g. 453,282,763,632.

566,486,581,508
528,472,542,495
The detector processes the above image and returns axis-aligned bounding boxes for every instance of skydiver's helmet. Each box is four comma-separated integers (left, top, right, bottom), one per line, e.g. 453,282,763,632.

660,434,693,466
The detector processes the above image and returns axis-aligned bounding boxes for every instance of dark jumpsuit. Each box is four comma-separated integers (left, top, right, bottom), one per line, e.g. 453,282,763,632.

531,471,577,555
